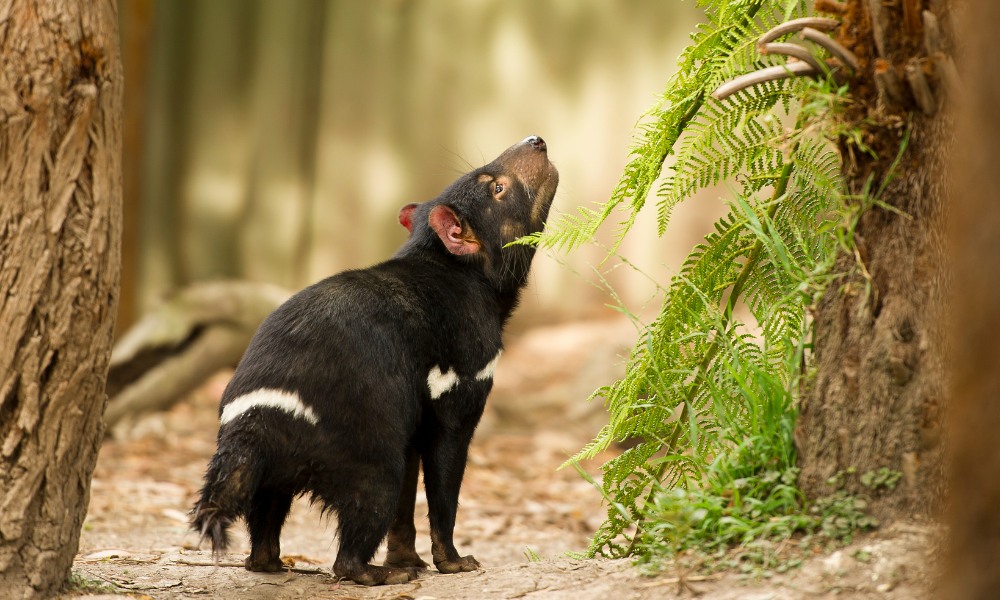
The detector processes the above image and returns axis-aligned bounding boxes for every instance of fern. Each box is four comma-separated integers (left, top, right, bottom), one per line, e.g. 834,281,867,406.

532,0,846,559
536,0,808,252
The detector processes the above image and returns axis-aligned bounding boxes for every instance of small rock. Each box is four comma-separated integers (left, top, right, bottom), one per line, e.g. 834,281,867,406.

822,550,845,574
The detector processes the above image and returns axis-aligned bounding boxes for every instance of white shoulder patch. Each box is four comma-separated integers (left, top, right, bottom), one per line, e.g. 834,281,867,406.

475,351,503,381
427,366,459,399
220,388,319,426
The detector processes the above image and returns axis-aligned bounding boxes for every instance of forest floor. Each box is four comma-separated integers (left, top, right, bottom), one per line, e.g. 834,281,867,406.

64,320,938,600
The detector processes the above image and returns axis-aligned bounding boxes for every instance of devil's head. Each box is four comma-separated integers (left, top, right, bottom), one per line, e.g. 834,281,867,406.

396,136,558,293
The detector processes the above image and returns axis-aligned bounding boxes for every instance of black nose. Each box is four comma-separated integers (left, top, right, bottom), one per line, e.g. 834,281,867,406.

524,135,546,152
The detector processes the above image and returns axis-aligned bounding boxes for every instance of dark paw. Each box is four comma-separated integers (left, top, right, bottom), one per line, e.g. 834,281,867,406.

244,554,284,573
384,549,429,570
435,555,481,574
386,566,423,585
334,564,422,586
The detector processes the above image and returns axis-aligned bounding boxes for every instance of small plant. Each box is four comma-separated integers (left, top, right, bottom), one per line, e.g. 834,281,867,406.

524,547,544,562
809,491,877,543
634,472,881,576
852,548,872,563
860,468,903,492
65,571,120,594
627,367,877,575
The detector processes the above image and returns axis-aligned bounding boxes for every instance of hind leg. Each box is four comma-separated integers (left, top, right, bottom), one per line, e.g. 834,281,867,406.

245,489,293,572
331,470,421,586
384,451,428,569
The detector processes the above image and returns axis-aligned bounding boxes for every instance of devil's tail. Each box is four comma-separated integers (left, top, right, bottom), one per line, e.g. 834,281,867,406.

190,445,261,559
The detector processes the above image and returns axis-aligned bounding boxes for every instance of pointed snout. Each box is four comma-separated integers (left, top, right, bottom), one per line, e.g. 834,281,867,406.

522,135,547,152
490,136,557,214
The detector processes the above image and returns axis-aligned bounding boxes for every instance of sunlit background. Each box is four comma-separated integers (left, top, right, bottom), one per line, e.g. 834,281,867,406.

121,0,717,331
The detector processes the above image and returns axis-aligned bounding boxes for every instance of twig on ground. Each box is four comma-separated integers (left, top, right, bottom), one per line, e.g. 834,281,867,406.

173,557,334,577
637,574,721,588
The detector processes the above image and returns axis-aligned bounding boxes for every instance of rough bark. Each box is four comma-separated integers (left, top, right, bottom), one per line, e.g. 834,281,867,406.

941,2,1000,597
795,0,954,520
0,1,122,597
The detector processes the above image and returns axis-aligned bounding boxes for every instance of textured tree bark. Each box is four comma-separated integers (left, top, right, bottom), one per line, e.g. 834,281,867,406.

0,1,122,597
795,0,953,520
941,2,1000,597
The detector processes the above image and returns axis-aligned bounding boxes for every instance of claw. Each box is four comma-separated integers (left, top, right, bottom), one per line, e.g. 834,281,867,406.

435,555,481,574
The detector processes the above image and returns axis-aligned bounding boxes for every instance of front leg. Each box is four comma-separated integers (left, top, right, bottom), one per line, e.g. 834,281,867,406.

421,422,481,574
384,450,428,569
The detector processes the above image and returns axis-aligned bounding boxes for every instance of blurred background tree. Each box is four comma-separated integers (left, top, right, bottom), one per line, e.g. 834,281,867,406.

118,0,709,333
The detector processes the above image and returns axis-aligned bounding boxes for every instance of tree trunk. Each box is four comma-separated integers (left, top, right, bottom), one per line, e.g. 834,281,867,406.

119,0,153,335
941,2,1000,597
795,0,954,520
0,1,122,597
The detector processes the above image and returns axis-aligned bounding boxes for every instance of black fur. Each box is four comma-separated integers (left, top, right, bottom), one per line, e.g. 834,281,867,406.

191,136,558,586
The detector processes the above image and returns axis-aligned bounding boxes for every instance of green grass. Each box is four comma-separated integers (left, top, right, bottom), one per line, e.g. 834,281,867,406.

524,547,544,562
65,571,121,595
631,376,886,576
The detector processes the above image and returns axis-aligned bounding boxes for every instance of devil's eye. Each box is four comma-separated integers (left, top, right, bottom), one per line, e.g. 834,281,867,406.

494,182,505,195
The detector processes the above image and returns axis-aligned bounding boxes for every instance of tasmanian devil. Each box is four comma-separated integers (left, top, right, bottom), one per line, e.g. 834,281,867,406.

191,136,558,586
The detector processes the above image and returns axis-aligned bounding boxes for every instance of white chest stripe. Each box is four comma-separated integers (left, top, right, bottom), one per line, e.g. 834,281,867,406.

475,351,502,381
427,366,459,399
220,389,319,426
427,352,503,399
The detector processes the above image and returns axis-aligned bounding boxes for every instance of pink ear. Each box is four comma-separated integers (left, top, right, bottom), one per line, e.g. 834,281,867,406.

398,203,419,233
428,205,480,255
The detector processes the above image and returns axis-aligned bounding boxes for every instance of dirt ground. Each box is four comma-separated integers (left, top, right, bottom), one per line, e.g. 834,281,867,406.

64,322,938,600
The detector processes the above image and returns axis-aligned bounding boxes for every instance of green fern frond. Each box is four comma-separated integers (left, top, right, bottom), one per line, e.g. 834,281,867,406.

530,0,804,253
546,0,848,559
521,204,605,251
